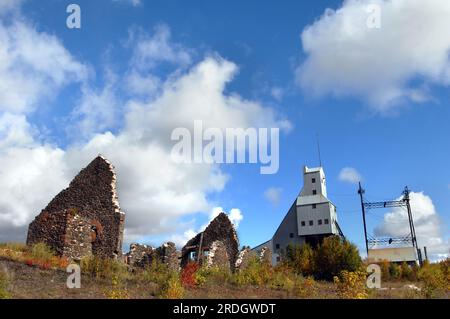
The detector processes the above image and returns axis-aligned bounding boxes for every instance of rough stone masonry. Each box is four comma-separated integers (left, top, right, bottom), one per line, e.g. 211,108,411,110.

126,242,181,270
181,213,239,271
26,156,125,260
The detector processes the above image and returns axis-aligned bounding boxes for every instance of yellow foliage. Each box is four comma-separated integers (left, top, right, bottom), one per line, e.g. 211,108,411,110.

161,276,185,299
334,271,368,299
0,268,10,299
418,262,448,298
104,274,129,299
81,255,129,280
295,277,318,298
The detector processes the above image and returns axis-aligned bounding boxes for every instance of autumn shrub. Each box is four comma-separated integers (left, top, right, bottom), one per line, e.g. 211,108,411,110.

30,242,54,261
137,258,172,287
0,268,10,299
233,256,273,287
314,236,363,280
418,262,447,298
180,262,200,288
104,274,129,299
0,242,28,253
400,262,416,281
268,265,296,291
378,259,390,281
388,263,401,280
285,243,315,276
439,258,450,291
25,243,68,270
81,255,129,281
195,265,232,286
161,275,185,299
334,271,368,299
295,276,318,298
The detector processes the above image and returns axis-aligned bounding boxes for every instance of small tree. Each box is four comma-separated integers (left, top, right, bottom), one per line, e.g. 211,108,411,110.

314,236,362,280
388,263,401,280
400,262,416,281
285,243,315,276
379,259,390,281
418,263,447,298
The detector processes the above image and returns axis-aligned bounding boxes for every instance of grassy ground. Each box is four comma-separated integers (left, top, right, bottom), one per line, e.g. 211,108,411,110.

1,256,446,299
0,243,448,299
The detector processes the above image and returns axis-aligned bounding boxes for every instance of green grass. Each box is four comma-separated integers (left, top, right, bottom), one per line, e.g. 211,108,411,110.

0,268,10,299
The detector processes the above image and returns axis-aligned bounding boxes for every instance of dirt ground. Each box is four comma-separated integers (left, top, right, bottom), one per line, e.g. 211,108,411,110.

0,257,436,299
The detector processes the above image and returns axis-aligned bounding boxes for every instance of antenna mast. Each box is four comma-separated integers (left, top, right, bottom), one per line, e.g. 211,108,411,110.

316,134,322,167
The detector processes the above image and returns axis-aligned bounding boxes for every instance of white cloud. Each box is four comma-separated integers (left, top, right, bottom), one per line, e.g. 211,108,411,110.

207,207,243,229
0,3,287,247
338,167,362,184
124,56,291,150
374,192,450,261
296,0,450,112
0,146,68,229
0,0,23,15
0,20,88,114
169,229,198,248
168,207,244,248
270,87,284,101
125,72,160,96
264,187,282,206
129,24,192,71
0,25,286,245
70,69,120,138
228,208,244,228
0,9,89,241
124,24,192,98
0,113,35,148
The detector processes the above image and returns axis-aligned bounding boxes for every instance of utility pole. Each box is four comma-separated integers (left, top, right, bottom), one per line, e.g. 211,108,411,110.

403,186,423,266
358,182,369,257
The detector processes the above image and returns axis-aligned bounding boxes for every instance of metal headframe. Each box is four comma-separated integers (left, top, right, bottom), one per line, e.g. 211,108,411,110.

358,183,422,265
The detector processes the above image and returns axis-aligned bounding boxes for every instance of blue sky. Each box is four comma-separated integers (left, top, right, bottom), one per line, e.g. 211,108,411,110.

0,0,449,260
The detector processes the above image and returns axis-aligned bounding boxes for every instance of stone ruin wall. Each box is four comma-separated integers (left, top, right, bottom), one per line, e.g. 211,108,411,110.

25,156,273,266
206,240,230,269
156,242,180,271
27,209,72,256
235,246,258,270
259,246,272,264
126,242,180,271
127,243,155,267
181,213,239,271
27,156,125,260
62,210,93,260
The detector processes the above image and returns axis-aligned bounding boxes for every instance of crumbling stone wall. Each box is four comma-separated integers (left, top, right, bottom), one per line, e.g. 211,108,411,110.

181,213,239,271
259,246,272,265
126,242,180,270
62,210,93,260
235,246,258,270
156,242,180,271
206,241,229,269
127,243,154,267
27,156,126,260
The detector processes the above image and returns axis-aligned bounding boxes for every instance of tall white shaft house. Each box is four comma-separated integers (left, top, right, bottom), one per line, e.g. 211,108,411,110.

254,166,344,265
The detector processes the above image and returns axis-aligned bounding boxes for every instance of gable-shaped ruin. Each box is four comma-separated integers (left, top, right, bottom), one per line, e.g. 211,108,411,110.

26,156,125,260
181,213,239,270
